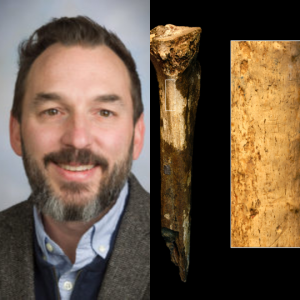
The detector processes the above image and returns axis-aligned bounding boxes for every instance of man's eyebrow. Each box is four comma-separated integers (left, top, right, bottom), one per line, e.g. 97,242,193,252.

93,94,124,106
32,92,125,107
32,92,61,106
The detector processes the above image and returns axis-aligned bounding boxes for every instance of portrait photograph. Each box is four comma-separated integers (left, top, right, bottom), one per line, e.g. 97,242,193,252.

0,1,149,299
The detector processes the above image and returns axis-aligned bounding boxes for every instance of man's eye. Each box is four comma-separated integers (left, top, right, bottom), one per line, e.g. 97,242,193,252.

99,110,113,117
43,109,59,116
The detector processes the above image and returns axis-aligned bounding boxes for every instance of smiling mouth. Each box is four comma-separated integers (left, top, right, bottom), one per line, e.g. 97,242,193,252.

50,161,100,182
57,164,95,172
44,148,109,175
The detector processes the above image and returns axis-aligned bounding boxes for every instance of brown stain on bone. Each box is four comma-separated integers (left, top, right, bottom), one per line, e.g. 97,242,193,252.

160,139,192,279
240,60,248,75
239,41,251,59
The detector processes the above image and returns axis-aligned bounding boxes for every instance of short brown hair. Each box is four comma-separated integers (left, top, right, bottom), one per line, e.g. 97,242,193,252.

12,16,143,125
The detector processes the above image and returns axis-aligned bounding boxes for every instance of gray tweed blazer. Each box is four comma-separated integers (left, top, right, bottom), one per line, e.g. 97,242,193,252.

0,172,150,300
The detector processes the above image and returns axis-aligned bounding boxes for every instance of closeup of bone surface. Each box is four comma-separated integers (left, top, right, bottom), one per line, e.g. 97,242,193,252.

151,24,201,282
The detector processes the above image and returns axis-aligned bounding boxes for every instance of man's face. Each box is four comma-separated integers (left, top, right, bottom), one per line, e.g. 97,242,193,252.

10,43,145,222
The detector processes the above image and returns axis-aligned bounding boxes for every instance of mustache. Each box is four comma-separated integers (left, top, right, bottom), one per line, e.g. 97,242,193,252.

43,148,109,172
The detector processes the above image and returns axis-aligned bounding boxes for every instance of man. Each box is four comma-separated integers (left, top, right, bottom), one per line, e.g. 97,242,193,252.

0,16,149,300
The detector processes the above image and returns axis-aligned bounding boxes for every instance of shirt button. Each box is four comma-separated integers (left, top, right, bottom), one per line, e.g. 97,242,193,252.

46,243,54,252
63,281,73,291
99,245,106,252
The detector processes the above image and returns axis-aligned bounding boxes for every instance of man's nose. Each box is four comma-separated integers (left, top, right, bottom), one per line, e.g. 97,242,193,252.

61,114,92,149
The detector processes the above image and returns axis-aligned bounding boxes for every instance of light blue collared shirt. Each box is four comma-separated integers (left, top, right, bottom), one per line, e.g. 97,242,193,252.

33,181,128,300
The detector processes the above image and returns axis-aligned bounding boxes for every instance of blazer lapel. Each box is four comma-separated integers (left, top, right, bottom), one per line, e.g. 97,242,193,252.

98,172,150,299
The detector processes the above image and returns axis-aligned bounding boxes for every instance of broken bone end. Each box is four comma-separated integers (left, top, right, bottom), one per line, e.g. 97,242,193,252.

150,24,201,77
161,227,189,282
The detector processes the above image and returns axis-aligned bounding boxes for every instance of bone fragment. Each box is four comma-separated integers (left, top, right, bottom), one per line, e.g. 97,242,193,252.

231,41,300,247
150,24,201,282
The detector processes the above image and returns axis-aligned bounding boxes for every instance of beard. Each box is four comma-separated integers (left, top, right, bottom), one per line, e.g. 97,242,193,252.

21,134,133,223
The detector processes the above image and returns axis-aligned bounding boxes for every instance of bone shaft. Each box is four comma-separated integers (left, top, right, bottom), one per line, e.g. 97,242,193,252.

150,24,201,282
159,62,199,283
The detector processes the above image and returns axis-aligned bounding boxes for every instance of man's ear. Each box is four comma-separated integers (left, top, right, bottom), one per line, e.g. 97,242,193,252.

9,112,22,156
132,112,145,160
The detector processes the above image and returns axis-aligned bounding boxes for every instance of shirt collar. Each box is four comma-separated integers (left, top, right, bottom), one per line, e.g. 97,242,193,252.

33,181,128,262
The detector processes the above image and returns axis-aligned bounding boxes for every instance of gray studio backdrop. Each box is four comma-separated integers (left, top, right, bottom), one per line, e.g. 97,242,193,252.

0,0,150,211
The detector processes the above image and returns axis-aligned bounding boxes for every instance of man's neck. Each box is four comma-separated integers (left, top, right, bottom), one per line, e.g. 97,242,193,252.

41,202,115,264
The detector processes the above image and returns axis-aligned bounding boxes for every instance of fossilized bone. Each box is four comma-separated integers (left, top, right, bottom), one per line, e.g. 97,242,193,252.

150,24,201,282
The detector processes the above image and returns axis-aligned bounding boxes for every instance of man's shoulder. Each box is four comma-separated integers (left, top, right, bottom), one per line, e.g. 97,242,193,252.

0,200,33,232
128,172,149,200
0,200,35,297
128,172,150,221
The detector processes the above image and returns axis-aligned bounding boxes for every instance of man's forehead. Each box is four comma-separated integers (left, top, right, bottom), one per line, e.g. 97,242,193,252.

29,43,129,76
24,43,132,105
